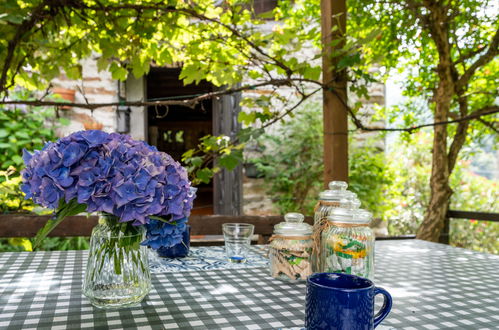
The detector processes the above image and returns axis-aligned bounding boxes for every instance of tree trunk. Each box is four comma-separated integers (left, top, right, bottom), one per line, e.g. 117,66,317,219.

416,162,453,242
416,57,455,241
416,112,454,241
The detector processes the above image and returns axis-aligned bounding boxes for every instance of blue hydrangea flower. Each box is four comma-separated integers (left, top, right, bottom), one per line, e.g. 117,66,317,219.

142,217,188,249
21,130,195,247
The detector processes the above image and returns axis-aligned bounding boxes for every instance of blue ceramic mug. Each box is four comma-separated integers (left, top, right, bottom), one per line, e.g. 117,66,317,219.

305,273,392,330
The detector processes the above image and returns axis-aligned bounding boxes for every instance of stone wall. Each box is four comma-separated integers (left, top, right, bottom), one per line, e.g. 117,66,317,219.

242,177,277,215
51,57,118,137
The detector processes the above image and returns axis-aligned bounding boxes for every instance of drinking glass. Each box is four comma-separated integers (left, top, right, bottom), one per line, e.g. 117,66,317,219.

222,223,254,263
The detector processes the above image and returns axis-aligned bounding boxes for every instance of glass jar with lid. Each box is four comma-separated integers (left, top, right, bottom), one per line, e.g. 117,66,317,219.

320,208,374,279
269,213,313,282
312,181,360,272
314,181,360,224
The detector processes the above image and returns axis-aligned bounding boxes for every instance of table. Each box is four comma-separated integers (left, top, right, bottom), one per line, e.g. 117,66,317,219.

0,240,498,329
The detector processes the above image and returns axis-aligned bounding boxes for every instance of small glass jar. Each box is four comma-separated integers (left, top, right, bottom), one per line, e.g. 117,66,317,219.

269,213,313,282
320,208,374,280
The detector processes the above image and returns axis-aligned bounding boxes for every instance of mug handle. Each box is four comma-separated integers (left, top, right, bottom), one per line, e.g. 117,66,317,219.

373,287,393,328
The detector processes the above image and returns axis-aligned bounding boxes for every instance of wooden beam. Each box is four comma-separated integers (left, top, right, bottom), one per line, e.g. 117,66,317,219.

321,0,348,186
0,214,429,244
0,215,99,238
0,214,314,238
447,210,499,222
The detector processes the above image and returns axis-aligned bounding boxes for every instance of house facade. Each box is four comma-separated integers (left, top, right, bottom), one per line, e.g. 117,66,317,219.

50,55,385,216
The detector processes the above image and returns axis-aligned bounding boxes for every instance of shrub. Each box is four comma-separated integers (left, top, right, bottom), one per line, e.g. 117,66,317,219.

0,94,87,252
0,91,62,172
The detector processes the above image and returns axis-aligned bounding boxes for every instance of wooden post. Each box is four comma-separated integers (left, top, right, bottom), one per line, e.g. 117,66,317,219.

439,209,450,244
321,0,348,187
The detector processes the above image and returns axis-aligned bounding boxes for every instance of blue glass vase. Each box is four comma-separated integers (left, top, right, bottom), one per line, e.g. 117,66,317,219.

156,225,190,258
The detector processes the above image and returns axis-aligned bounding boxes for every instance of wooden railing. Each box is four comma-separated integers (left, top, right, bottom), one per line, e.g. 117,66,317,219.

0,214,307,244
439,210,499,244
1,210,496,245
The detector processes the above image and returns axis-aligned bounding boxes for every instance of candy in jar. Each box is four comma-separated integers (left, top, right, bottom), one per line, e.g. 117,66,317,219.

269,213,313,282
320,208,374,279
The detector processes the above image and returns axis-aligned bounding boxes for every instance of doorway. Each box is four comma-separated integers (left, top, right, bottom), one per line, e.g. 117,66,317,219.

146,67,242,215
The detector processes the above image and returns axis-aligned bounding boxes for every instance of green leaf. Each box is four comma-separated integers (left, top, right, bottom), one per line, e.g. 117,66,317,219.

303,66,321,81
238,111,256,125
195,168,214,184
218,150,243,171
248,70,262,79
11,155,22,164
65,65,82,79
179,63,204,85
59,118,70,126
110,62,128,81
189,156,203,167
96,57,109,71
14,131,30,139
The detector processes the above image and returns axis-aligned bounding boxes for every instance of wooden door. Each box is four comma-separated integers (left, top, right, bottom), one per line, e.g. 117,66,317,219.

213,92,243,215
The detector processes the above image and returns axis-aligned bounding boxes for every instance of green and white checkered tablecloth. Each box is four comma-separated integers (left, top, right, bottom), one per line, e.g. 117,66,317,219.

0,240,498,329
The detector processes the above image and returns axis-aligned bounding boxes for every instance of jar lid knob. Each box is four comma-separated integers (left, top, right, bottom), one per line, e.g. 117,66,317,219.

328,181,348,191
284,212,305,223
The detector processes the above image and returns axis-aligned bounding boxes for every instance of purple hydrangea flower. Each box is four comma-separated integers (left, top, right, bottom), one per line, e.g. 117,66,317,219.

21,131,195,242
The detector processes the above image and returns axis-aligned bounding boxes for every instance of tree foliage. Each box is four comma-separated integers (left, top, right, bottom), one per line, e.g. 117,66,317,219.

0,0,325,94
0,0,497,241
349,0,498,241
0,0,331,181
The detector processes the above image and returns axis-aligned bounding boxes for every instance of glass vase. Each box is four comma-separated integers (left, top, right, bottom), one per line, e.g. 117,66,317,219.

83,214,151,309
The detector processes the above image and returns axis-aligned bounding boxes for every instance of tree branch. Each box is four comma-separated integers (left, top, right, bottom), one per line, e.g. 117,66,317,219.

0,78,319,110
261,88,322,129
477,118,499,134
456,28,499,91
0,1,51,95
328,86,499,133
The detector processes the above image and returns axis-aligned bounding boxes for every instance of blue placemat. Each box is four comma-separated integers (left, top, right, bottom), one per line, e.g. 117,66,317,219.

148,245,269,273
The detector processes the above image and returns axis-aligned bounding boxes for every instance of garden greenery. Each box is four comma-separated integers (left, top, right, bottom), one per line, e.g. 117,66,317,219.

0,91,63,172
385,131,498,254
0,0,496,243
251,102,393,219
250,109,497,254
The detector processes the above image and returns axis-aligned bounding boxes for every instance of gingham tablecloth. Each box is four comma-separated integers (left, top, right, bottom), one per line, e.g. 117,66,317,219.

0,240,498,329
